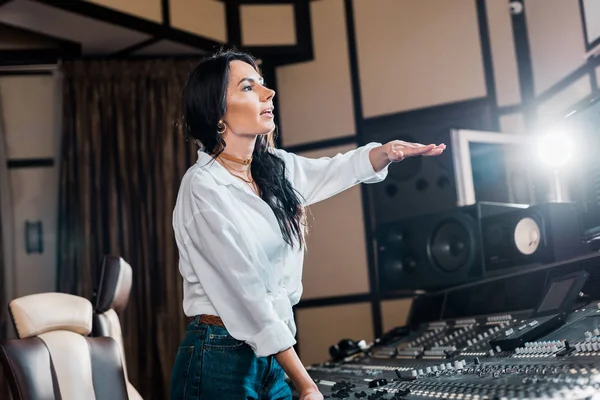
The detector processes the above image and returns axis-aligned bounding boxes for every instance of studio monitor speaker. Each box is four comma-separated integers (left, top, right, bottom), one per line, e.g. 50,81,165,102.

376,202,526,292
482,202,589,274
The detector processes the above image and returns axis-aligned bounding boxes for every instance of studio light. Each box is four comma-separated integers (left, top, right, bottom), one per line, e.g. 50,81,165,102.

537,130,574,167
537,129,575,202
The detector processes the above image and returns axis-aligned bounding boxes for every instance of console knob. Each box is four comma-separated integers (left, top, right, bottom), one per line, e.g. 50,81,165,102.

368,378,387,388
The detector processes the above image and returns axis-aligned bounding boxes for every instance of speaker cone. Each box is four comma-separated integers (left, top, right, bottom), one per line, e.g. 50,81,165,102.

429,219,472,272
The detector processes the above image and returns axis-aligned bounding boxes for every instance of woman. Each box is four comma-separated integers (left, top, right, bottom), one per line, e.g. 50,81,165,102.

170,49,445,400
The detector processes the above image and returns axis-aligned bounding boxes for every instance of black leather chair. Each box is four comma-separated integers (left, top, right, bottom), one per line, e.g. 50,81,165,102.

0,292,128,400
92,255,142,399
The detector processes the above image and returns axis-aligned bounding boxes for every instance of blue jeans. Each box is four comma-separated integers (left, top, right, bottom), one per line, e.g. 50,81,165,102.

170,315,293,400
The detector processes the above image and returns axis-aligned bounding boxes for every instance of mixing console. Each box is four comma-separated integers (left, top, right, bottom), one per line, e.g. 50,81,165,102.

290,254,600,400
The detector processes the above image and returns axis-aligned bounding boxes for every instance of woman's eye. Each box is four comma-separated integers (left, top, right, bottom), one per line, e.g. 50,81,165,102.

243,85,252,91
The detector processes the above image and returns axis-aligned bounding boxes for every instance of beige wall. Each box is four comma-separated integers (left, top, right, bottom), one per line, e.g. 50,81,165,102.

486,0,521,106
380,298,412,334
170,0,227,43
297,145,370,300
296,302,373,366
1,75,61,300
353,0,486,118
525,0,587,96
582,0,600,49
524,0,593,125
241,4,296,46
537,75,593,123
499,113,526,134
85,0,227,43
276,0,355,147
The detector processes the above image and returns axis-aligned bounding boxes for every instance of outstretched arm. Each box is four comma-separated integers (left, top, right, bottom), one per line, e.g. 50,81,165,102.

273,142,387,207
274,141,446,207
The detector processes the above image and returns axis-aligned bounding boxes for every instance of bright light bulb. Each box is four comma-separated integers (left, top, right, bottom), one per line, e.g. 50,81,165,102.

537,131,574,167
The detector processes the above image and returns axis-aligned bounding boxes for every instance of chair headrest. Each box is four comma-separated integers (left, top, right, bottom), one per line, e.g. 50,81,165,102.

95,256,133,314
9,293,93,338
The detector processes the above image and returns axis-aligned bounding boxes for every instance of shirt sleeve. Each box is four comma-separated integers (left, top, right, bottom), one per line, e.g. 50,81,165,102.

274,142,389,206
183,196,296,358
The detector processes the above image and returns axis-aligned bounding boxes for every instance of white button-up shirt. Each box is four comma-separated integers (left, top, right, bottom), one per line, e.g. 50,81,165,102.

172,142,388,357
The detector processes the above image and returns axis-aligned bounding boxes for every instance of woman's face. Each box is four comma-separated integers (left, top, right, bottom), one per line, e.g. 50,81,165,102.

221,60,275,138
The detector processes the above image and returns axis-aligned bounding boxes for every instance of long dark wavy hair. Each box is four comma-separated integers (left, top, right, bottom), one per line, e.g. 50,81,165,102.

181,49,306,248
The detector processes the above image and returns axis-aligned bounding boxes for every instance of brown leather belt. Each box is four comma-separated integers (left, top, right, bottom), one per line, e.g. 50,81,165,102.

198,314,225,328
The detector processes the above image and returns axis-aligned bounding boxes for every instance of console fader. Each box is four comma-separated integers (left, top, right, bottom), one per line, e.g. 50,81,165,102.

290,253,600,400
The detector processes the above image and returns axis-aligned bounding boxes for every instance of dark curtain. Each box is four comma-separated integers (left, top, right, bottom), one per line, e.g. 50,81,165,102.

57,58,198,399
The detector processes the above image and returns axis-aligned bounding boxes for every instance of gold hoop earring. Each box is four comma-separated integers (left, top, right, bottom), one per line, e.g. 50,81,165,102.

217,120,226,135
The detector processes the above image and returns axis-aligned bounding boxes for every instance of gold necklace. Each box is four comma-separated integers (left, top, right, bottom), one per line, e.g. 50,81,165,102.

218,159,255,184
216,158,260,196
218,152,253,165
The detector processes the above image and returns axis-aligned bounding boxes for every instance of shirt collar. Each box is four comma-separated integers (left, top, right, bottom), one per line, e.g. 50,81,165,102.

196,149,242,188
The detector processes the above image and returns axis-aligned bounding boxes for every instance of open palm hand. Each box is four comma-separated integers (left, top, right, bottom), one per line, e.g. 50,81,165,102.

385,140,446,162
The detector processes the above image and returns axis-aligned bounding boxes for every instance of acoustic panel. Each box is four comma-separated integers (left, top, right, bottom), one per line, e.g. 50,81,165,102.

10,167,59,298
499,113,526,134
170,0,226,43
297,145,370,300
485,0,521,106
537,75,592,123
380,298,412,334
85,0,162,23
353,0,487,118
276,0,355,147
240,4,296,46
296,303,373,366
0,76,61,159
582,0,600,49
525,0,586,95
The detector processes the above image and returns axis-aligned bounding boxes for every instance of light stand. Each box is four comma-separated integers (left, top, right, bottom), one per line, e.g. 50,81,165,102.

537,130,574,203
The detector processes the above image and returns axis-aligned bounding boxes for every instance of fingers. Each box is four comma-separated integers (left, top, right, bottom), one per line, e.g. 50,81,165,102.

422,144,446,156
423,148,444,156
402,143,436,156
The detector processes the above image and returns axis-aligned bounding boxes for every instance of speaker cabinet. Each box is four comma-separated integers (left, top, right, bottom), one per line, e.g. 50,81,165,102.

482,202,589,274
376,202,525,292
